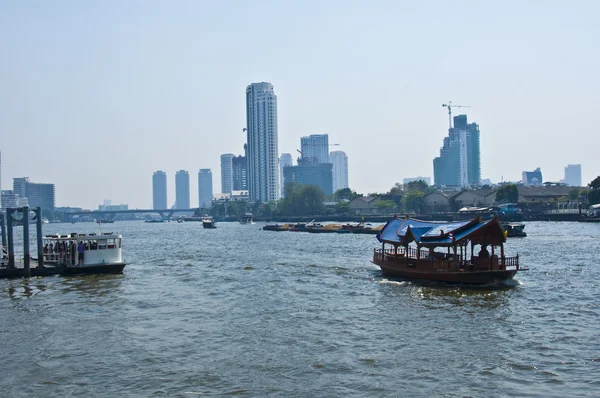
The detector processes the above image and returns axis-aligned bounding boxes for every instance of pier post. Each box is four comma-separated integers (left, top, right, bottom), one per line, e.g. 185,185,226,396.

23,206,31,277
0,213,6,250
34,207,44,268
6,208,15,268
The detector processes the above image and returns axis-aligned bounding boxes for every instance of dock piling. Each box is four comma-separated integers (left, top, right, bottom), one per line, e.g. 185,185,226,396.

0,213,6,250
22,206,31,277
6,208,15,268
34,207,44,268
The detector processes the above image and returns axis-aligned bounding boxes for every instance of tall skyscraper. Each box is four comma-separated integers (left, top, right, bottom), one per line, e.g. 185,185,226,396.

329,150,349,193
246,82,279,202
12,177,55,210
152,170,167,209
280,153,293,196
301,134,329,163
220,154,234,194
175,170,190,209
198,169,213,208
564,164,582,187
433,114,481,187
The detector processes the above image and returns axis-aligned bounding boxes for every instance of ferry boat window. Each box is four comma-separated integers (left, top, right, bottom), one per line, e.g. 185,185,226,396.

98,240,107,250
107,238,115,249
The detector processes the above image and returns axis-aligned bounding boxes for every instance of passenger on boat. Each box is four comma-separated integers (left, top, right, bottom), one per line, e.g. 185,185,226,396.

77,241,85,265
479,245,490,259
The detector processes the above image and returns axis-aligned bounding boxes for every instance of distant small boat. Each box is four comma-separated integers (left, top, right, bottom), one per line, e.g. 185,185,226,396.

502,222,527,237
145,219,165,223
239,213,254,224
202,215,216,229
96,219,115,224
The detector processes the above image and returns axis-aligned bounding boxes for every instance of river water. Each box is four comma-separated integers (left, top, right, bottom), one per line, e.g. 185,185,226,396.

1,221,599,397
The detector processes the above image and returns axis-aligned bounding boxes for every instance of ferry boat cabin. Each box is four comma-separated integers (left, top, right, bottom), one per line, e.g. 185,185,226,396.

43,233,123,266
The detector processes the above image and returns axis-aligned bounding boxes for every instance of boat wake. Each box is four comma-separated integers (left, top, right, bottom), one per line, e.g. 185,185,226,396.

377,279,408,286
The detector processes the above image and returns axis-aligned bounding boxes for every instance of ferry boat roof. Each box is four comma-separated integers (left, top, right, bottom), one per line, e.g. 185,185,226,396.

44,232,121,240
377,216,505,248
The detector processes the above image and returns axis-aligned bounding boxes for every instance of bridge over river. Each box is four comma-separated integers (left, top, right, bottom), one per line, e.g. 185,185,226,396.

65,208,201,222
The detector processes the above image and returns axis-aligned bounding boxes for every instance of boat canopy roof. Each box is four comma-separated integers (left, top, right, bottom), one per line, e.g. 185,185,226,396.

377,216,506,247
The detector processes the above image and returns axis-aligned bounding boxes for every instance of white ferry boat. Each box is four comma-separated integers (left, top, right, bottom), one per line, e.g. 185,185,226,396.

42,232,126,275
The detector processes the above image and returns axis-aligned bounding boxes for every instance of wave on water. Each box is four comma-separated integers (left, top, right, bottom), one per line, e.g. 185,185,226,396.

377,278,408,286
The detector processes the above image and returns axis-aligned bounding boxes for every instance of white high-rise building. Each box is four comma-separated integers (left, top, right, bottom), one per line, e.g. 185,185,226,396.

220,154,234,194
280,153,293,196
198,169,213,208
246,82,279,202
152,170,167,209
301,134,329,164
563,164,582,187
175,170,190,209
329,151,349,193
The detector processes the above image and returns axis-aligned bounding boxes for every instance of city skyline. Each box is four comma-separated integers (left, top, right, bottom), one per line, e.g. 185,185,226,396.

1,2,597,208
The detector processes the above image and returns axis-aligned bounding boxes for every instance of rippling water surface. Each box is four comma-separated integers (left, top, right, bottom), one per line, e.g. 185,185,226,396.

1,221,599,397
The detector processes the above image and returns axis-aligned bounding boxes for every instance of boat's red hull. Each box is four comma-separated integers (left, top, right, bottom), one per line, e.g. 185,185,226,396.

372,259,517,285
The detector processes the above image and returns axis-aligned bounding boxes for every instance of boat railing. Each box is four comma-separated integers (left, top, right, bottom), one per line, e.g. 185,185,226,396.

374,249,519,271
43,252,76,266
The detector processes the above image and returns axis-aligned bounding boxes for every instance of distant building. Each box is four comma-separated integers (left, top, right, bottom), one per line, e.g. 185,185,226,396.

246,82,279,202
220,154,234,194
12,177,55,210
522,167,543,186
433,114,481,188
175,170,190,209
280,153,293,196
0,151,2,210
232,145,248,191
198,169,213,208
283,161,333,196
1,190,24,211
98,203,128,211
329,150,349,193
403,176,431,186
301,134,329,164
152,170,167,209
563,164,582,187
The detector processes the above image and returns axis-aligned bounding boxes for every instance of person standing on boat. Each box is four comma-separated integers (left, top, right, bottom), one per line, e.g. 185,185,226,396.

479,245,490,259
77,241,85,265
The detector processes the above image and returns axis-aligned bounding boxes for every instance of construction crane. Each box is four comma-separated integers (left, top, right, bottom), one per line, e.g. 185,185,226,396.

442,101,471,129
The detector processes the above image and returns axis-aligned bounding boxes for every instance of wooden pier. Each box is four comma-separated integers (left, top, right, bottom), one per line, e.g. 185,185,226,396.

1,206,46,278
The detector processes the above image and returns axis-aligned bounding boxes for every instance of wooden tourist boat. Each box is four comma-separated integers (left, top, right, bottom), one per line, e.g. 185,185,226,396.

372,216,522,285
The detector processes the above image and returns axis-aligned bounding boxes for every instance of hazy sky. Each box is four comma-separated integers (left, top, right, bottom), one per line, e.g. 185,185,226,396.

1,1,598,209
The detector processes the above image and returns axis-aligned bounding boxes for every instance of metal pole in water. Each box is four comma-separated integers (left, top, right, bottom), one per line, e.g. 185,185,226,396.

0,213,7,250
35,207,44,268
23,206,31,277
6,208,15,268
